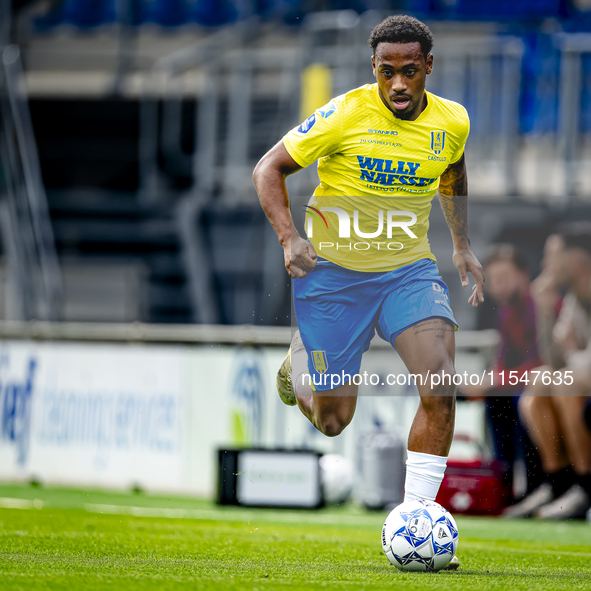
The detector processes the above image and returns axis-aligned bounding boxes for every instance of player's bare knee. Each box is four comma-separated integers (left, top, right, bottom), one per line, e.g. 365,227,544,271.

518,395,533,423
520,393,548,419
316,402,354,437
317,413,350,437
425,359,456,396
525,365,553,396
320,420,345,438
419,360,455,418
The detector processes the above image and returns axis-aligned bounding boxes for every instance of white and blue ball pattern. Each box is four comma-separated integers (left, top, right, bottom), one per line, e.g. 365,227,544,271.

382,500,459,572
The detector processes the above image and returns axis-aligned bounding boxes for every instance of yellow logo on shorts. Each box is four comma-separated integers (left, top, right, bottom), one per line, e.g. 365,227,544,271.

312,350,328,374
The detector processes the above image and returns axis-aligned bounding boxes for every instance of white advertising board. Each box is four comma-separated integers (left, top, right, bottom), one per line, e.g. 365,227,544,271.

0,339,485,496
0,341,186,490
236,451,321,507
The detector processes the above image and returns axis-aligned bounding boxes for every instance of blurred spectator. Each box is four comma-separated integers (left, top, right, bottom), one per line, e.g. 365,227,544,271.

462,244,544,500
506,222,591,519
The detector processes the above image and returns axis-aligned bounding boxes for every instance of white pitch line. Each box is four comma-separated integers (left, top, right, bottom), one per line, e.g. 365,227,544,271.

0,497,44,509
3,498,591,558
0,496,378,526
460,541,591,558
83,503,379,527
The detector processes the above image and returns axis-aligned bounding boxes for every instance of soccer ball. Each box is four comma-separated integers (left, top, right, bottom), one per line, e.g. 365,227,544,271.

319,454,354,505
381,500,459,572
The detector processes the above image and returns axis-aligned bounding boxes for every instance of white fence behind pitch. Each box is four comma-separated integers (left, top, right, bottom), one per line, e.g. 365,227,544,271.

0,322,496,496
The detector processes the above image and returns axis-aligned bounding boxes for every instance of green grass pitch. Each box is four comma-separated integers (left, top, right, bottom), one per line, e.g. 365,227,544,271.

1,484,591,590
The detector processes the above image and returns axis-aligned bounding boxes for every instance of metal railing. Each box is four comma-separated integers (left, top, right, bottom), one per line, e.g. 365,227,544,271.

556,33,591,197
135,13,527,323
139,18,300,324
0,45,62,321
138,13,526,202
0,318,499,353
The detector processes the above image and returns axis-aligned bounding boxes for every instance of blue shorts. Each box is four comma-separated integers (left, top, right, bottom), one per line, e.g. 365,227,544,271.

293,257,458,391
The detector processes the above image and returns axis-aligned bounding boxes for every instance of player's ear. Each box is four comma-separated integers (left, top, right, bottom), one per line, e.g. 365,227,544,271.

425,53,433,75
371,54,376,77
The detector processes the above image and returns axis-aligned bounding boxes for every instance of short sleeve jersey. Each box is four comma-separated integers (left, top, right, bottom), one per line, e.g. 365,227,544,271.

283,83,470,272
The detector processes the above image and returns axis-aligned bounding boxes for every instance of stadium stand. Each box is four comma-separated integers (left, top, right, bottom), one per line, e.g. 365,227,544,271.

2,2,591,325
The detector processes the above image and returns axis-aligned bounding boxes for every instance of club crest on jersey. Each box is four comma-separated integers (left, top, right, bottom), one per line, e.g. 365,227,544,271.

297,114,316,134
312,350,328,374
430,130,446,155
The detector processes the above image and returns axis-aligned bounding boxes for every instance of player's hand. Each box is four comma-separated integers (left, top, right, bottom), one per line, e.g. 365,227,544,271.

531,272,560,315
461,383,487,399
453,248,485,308
285,236,317,278
553,319,581,355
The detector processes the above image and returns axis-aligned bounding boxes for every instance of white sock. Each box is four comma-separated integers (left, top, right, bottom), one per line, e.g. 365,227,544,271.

404,450,448,502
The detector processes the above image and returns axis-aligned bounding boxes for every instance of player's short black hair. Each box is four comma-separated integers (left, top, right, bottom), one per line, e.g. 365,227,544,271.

484,243,529,273
368,15,434,58
555,221,591,256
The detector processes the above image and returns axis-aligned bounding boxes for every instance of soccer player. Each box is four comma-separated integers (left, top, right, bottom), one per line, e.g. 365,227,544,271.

253,15,484,566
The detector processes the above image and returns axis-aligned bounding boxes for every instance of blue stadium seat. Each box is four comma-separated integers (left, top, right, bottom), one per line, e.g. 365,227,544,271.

581,53,591,134
413,0,567,20
35,0,116,28
529,32,560,135
140,0,190,26
63,0,116,27
191,0,239,26
451,0,567,20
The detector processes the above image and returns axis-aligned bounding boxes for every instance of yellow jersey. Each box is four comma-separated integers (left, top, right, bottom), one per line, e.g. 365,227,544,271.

283,83,470,272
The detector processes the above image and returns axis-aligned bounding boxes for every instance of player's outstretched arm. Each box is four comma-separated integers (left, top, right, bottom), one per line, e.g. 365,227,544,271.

438,154,485,308
253,141,317,278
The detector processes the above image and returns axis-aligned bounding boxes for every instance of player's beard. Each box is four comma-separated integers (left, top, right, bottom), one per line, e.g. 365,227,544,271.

390,95,421,120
